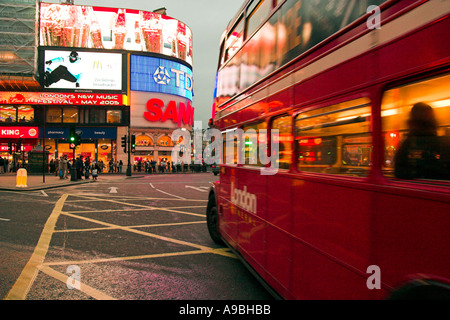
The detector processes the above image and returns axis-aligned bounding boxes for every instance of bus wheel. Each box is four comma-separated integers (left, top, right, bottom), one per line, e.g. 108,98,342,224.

389,281,450,300
206,194,224,245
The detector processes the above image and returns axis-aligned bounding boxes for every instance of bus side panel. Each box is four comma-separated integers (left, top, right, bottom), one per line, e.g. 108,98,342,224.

290,177,376,299
372,188,450,291
218,166,238,247
265,173,293,295
235,168,267,277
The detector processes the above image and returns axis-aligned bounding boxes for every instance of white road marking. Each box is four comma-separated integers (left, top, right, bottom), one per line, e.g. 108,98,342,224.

108,187,118,194
149,183,185,200
185,185,208,193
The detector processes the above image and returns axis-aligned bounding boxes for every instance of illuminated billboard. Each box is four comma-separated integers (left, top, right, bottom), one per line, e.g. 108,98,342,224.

40,49,125,92
39,3,193,66
130,55,193,101
130,91,193,129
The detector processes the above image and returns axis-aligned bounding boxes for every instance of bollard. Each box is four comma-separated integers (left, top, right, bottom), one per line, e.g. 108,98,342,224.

16,168,28,188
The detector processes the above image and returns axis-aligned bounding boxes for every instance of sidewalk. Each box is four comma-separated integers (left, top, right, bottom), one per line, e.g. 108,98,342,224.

0,172,141,191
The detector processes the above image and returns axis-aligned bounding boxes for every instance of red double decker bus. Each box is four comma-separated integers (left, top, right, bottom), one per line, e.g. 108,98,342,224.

206,0,450,299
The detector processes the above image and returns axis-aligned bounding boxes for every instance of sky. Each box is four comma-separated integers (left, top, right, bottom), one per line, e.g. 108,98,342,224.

45,0,245,128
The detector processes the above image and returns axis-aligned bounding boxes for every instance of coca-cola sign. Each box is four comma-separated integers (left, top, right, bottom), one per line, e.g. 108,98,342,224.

39,3,193,66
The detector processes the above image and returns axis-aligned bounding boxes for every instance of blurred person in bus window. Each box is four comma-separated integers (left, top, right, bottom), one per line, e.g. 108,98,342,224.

394,102,450,180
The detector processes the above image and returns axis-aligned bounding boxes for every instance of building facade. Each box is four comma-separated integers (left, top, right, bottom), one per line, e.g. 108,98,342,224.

0,2,193,172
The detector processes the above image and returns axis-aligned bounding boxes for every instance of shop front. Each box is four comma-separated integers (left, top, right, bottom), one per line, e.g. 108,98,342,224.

40,126,120,172
0,126,39,171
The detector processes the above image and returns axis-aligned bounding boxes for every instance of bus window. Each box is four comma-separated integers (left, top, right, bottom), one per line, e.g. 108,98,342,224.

382,74,450,181
223,129,238,165
245,0,273,39
272,115,292,170
295,98,372,176
226,17,244,61
242,121,268,166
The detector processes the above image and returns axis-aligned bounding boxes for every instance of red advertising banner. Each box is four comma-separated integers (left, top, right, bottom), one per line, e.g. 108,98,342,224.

0,127,39,138
0,92,126,106
0,145,33,152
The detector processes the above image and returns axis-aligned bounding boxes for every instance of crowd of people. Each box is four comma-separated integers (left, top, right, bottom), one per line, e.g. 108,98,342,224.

134,158,208,174
49,155,101,180
0,156,11,174
46,156,209,180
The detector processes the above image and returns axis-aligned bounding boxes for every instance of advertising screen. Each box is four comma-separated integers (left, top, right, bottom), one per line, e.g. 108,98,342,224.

41,49,124,92
39,3,193,66
131,55,193,101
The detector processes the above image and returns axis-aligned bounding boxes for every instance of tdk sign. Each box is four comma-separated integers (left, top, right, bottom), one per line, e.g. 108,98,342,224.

131,55,193,101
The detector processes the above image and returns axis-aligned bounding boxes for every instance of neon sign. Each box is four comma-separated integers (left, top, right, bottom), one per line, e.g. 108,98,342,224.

130,55,193,101
145,98,194,127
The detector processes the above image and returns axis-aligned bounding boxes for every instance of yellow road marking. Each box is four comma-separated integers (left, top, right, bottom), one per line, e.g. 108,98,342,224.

54,220,206,233
64,205,206,215
43,248,236,267
4,194,68,300
5,193,234,300
66,194,206,217
62,211,212,251
39,265,116,300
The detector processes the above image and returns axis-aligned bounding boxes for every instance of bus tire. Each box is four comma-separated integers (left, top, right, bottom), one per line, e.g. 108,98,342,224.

389,280,450,300
206,193,224,245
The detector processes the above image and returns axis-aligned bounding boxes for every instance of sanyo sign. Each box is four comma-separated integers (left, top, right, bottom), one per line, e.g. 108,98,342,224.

130,55,193,101
130,92,194,129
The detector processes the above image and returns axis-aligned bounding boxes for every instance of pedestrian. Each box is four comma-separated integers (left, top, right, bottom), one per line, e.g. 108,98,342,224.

92,163,99,180
119,160,123,173
0,157,4,174
59,156,68,179
76,157,83,179
54,157,60,176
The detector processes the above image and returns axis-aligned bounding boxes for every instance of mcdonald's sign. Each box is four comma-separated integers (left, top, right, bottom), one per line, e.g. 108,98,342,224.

92,61,102,69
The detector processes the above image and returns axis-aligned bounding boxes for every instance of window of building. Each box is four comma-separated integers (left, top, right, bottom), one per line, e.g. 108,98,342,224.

47,106,79,123
17,106,34,122
107,110,122,124
272,115,292,170
136,135,153,147
158,135,173,147
47,107,62,123
0,106,16,122
62,107,78,123
0,105,34,123
295,98,372,176
89,108,106,124
382,74,450,181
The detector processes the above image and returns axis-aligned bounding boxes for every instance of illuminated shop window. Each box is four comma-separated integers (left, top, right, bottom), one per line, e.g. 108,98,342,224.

18,106,34,122
107,110,122,123
158,135,173,147
0,106,17,122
